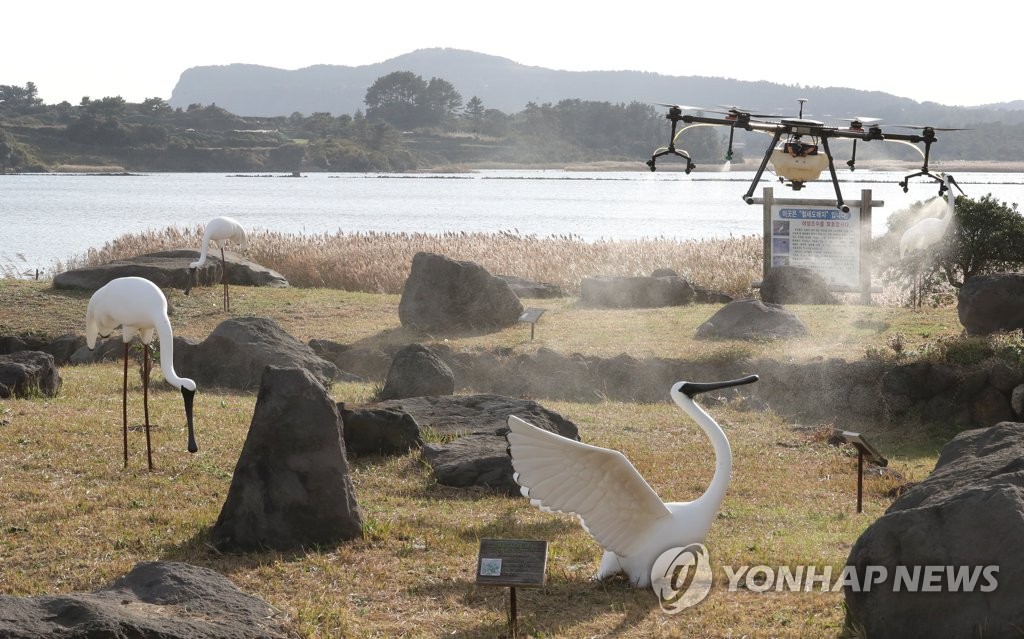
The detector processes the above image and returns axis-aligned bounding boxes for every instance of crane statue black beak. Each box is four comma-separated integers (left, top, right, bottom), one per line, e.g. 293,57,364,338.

183,267,196,296
680,375,759,398
182,386,198,453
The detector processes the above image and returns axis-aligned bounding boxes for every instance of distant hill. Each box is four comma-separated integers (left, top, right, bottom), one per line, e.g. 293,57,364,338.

170,48,1024,127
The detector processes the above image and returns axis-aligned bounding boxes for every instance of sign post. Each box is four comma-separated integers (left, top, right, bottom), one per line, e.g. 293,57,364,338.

518,308,546,341
839,431,888,513
476,538,548,638
757,188,880,303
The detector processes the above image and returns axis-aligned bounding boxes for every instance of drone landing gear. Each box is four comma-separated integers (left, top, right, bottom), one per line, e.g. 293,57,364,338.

647,148,695,174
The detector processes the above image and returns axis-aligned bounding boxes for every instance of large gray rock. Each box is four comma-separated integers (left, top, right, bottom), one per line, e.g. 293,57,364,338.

379,343,455,400
497,274,564,299
370,394,579,492
958,273,1024,335
338,403,423,456
371,394,579,439
759,266,838,305
695,298,807,340
398,252,524,333
580,275,696,308
211,366,363,551
421,433,521,494
0,561,298,638
52,249,288,291
0,351,61,398
175,316,342,390
845,422,1024,638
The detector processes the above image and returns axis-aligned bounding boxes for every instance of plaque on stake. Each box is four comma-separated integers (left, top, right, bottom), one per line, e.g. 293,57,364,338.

476,538,548,638
840,431,888,513
518,308,546,341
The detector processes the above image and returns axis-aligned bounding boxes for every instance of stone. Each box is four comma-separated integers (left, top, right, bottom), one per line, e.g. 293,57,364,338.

0,351,62,398
308,340,392,380
0,561,297,638
174,316,343,390
379,343,455,400
580,275,696,308
957,273,1024,335
970,386,1014,427
363,393,579,492
846,422,1024,638
52,249,288,291
370,394,579,439
497,274,564,299
759,266,838,305
211,366,362,551
421,433,520,494
694,298,807,340
1012,384,1024,417
338,403,423,456
398,252,523,333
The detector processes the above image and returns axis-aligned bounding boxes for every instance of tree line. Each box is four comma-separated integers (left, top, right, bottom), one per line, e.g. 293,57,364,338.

2,71,1022,174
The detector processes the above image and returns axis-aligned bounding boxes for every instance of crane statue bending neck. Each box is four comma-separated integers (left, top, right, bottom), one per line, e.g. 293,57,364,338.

185,216,247,311
86,276,198,470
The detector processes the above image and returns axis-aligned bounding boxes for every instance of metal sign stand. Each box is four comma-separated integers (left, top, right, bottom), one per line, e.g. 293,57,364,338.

518,308,546,341
476,538,548,638
839,431,888,513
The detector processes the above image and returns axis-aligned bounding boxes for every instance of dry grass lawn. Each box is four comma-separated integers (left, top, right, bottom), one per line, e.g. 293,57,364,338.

0,270,971,638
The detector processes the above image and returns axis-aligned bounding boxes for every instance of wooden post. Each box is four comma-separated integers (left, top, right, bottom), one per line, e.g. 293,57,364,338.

857,448,865,513
860,189,873,305
762,187,774,283
509,586,518,638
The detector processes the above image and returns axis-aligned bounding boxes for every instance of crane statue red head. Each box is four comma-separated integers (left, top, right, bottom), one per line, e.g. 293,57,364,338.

86,276,197,470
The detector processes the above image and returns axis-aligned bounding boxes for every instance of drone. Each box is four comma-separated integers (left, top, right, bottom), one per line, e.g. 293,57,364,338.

646,99,964,212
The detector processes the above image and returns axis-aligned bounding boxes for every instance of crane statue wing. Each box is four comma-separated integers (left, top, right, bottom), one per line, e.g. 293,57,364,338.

506,415,672,558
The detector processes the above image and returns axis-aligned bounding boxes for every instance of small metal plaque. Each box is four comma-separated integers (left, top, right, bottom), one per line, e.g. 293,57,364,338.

841,431,887,466
518,308,546,324
476,538,548,587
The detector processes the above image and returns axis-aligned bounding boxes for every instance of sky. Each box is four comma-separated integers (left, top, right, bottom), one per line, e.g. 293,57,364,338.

7,1,1014,108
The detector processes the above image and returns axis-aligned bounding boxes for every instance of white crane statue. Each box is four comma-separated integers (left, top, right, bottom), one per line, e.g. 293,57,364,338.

86,276,198,470
184,216,247,311
506,374,758,587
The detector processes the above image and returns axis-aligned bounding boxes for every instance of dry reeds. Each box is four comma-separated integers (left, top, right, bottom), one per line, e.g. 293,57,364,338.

58,227,762,298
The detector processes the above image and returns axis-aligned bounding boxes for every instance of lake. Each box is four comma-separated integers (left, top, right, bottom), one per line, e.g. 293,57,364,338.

3,169,1024,274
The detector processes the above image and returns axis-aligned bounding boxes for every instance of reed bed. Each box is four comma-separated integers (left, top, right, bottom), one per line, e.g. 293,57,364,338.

58,227,763,298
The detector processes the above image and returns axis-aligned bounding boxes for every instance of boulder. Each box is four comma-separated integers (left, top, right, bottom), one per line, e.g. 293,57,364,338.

580,275,696,308
52,249,288,291
370,394,579,439
694,298,807,340
174,316,343,390
398,252,524,332
308,339,392,380
379,343,455,400
211,366,363,551
845,422,1024,638
759,266,838,305
369,394,578,492
421,433,521,494
0,561,297,638
0,351,62,398
497,274,564,299
338,403,423,456
958,273,1024,335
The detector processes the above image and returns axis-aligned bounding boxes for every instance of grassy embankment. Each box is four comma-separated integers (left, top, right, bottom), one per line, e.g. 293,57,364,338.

0,230,976,638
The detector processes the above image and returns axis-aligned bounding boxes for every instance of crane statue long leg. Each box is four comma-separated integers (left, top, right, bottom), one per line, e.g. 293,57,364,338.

506,374,758,587
185,216,247,312
86,276,198,470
